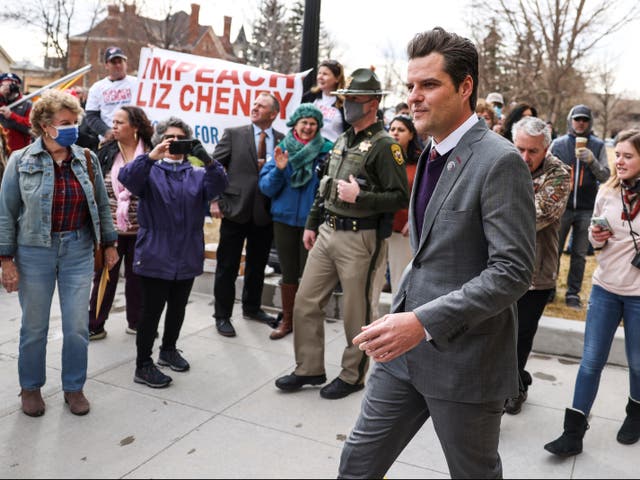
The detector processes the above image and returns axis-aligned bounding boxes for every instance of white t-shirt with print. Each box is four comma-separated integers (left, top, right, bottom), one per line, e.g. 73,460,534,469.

85,75,139,128
313,92,344,142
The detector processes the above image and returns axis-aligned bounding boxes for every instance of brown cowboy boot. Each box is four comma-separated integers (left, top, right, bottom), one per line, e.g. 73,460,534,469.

20,388,45,417
270,283,297,340
64,390,91,416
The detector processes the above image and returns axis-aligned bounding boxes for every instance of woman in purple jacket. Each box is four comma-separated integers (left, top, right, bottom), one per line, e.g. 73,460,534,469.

119,117,227,389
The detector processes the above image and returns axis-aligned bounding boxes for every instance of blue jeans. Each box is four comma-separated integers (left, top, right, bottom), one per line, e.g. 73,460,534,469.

16,227,94,392
572,285,640,414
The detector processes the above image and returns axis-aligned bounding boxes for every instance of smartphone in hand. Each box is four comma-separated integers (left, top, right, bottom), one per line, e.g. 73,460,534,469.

168,139,194,155
590,216,612,231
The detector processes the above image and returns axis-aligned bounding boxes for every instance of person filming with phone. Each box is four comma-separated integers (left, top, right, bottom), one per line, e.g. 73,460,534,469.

546,129,640,457
118,117,228,389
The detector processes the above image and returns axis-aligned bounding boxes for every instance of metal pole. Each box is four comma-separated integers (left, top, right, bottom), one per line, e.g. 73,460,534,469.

300,0,321,92
7,65,92,109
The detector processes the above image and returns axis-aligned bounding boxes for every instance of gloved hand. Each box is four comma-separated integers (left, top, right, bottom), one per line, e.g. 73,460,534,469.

190,138,212,166
576,147,595,165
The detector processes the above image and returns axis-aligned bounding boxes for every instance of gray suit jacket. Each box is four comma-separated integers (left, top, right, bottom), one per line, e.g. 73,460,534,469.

213,124,284,226
387,119,536,403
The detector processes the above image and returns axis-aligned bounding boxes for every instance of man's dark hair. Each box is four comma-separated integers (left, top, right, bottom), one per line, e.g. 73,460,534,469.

407,27,479,110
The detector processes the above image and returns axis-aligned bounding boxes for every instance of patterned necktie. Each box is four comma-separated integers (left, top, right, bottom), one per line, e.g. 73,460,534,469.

257,130,267,160
429,147,439,161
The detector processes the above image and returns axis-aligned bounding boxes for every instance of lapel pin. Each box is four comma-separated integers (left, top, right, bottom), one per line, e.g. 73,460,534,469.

447,161,456,171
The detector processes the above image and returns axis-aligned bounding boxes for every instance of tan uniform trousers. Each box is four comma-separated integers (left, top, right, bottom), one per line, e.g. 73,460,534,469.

293,222,388,385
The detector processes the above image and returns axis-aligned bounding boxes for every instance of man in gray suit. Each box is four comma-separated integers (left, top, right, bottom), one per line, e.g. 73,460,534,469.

338,28,536,478
210,93,284,337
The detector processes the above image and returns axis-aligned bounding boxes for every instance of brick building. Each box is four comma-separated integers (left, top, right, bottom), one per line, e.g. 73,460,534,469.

67,3,246,86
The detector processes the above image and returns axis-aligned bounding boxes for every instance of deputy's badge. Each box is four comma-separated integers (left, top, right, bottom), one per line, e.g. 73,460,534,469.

391,144,404,165
447,161,456,171
359,140,372,153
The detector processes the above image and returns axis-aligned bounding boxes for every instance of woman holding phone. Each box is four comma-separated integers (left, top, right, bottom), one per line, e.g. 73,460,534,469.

118,117,227,388
545,129,640,456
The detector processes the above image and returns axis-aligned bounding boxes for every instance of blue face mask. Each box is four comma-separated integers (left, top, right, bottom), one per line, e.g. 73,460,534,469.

493,105,502,119
52,125,79,147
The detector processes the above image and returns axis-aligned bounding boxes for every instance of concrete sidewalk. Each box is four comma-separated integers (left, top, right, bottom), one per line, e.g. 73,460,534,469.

0,282,636,479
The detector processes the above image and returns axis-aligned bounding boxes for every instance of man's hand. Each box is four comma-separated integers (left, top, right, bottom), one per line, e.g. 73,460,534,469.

353,311,426,363
336,175,360,203
0,106,11,119
1,260,19,293
103,129,115,142
210,200,224,219
576,147,594,165
303,229,317,250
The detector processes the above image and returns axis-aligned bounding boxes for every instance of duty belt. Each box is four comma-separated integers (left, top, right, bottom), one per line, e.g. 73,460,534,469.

325,214,378,232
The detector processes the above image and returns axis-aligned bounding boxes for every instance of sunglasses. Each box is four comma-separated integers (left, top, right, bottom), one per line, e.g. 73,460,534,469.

573,117,589,123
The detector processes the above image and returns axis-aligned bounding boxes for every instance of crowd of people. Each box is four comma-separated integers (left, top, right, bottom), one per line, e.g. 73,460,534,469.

0,28,639,478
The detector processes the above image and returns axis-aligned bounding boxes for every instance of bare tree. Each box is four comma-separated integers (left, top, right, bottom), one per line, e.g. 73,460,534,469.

591,61,623,139
474,0,640,122
1,0,107,73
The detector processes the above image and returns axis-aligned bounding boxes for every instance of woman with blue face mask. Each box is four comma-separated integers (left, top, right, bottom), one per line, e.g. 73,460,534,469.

0,89,118,417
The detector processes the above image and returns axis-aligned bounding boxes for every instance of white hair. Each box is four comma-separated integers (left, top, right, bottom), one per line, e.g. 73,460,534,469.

512,116,551,148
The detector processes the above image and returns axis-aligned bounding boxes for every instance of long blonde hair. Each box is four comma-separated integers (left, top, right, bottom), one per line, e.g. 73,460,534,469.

605,129,640,190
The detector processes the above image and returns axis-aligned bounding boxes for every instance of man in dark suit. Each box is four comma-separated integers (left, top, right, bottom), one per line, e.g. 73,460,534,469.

210,93,284,337
338,28,536,478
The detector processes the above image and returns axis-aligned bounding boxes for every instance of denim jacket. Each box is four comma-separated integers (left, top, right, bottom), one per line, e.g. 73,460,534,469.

0,138,117,256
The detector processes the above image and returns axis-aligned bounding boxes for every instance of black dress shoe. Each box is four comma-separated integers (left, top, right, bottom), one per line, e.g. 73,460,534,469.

275,372,327,391
504,390,527,415
243,309,278,327
320,377,364,399
215,318,236,337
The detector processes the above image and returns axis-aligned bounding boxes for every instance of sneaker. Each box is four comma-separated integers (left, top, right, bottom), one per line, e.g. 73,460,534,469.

565,296,583,310
125,326,137,335
158,349,190,372
215,318,236,337
134,362,172,388
89,328,107,341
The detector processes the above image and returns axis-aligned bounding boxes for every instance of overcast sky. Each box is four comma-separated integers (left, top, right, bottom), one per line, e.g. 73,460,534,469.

2,0,639,100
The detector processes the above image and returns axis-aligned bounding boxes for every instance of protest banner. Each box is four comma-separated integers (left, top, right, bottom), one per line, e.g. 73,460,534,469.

135,47,309,150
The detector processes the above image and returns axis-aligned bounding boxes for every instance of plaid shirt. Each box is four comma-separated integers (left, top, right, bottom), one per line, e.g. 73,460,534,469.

51,156,90,232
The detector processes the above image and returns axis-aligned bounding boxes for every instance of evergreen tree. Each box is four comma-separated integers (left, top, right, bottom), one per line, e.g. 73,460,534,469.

245,0,302,73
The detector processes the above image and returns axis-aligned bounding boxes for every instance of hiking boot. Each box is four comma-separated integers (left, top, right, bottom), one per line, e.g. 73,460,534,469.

158,349,190,372
134,362,172,388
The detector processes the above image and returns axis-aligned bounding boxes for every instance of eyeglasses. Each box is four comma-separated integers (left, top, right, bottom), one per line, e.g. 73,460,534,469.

573,117,589,123
162,134,187,140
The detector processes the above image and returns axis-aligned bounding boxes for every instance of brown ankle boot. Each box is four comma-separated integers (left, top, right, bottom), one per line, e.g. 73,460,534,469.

20,388,45,417
270,283,297,340
64,390,90,416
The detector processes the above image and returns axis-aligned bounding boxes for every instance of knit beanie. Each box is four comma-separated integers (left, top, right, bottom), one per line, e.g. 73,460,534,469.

286,103,324,129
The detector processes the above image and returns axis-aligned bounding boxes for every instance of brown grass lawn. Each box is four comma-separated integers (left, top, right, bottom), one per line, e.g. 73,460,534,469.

543,252,597,321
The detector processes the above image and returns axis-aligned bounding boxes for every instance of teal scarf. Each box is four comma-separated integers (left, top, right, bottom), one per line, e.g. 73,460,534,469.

280,131,328,188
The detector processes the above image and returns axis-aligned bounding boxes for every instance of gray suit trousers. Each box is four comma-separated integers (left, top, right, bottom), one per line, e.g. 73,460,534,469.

338,361,504,479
